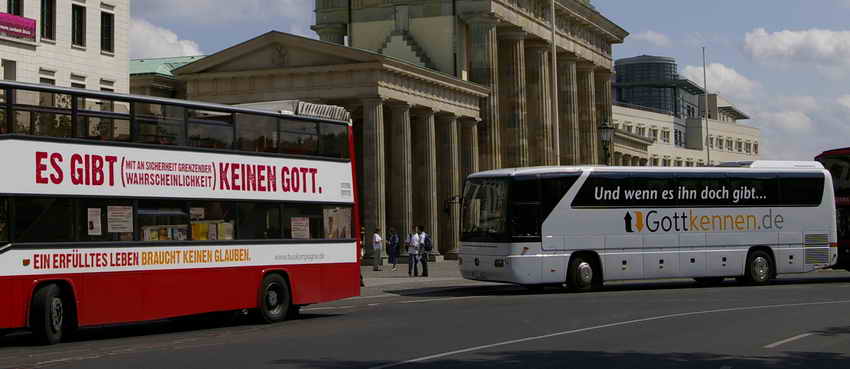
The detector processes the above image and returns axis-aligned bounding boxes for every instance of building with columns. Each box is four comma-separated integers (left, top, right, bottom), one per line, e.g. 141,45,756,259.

131,0,627,259
312,0,626,257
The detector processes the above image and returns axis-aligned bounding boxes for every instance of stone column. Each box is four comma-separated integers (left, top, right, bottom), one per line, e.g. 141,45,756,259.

498,30,529,168
526,40,555,166
388,102,413,238
460,118,480,182
595,69,613,164
413,108,439,253
558,54,580,165
437,113,461,259
466,14,501,171
362,98,386,262
576,62,597,164
310,24,347,45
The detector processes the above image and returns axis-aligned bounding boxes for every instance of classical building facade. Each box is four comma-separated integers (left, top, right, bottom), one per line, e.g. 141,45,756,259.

312,0,626,256
132,1,627,259
0,0,129,92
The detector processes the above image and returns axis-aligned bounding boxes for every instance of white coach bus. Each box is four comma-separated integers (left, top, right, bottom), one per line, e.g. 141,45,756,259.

459,162,837,290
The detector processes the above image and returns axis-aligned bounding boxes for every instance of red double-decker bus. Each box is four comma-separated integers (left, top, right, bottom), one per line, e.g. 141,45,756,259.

0,81,360,344
816,148,850,270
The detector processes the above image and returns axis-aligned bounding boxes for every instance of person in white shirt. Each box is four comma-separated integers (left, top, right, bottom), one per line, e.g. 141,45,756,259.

372,228,383,271
406,227,420,277
418,226,430,277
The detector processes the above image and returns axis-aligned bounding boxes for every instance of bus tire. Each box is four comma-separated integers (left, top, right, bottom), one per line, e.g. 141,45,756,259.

256,274,291,324
745,250,773,285
568,255,596,291
30,284,68,345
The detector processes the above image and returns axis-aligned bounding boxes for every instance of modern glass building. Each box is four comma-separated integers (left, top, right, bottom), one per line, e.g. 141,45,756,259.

614,55,704,120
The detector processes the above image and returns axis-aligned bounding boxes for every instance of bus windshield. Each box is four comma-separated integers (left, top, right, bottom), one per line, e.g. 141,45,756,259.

461,179,508,242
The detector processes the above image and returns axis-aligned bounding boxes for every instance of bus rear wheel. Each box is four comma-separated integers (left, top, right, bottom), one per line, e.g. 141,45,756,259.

30,284,69,345
256,274,291,324
745,250,774,285
568,256,596,291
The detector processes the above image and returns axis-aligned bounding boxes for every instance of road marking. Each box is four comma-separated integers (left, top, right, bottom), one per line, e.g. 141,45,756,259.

399,296,480,304
368,299,850,369
348,294,397,300
301,305,355,311
763,333,814,349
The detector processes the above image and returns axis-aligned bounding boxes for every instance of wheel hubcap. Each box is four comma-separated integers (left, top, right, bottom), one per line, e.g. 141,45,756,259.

266,284,282,315
753,256,769,281
50,298,63,332
577,262,593,285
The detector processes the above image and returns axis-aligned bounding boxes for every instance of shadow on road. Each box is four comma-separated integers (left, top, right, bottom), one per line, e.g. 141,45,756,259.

0,312,339,347
384,275,850,299
271,349,849,369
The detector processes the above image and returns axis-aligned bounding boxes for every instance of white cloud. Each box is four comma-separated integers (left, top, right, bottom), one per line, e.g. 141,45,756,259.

838,95,850,110
130,19,203,59
132,0,315,37
744,28,850,76
681,63,760,101
631,31,672,47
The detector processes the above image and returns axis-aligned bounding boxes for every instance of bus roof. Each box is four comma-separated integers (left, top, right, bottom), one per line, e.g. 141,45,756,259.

816,147,850,159
469,161,825,179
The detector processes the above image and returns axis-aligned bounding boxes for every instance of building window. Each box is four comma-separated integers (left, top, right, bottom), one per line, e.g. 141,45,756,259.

71,82,85,89
101,11,114,53
71,5,86,47
661,130,670,143
736,141,743,152
754,143,759,155
726,139,733,151
6,0,22,16
745,142,752,154
40,0,55,40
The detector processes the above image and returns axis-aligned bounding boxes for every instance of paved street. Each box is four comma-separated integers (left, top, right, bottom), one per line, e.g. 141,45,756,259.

2,263,850,369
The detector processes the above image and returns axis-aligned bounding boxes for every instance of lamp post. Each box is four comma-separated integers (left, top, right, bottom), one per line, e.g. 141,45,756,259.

598,121,615,166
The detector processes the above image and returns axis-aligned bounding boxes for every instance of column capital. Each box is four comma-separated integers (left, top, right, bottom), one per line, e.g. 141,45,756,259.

499,28,527,40
462,12,501,26
576,61,597,72
594,68,613,77
459,116,479,126
557,52,581,63
387,101,411,111
361,97,386,106
412,106,436,118
525,39,551,50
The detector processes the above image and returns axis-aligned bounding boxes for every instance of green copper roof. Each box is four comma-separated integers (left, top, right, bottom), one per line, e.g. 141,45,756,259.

129,55,206,78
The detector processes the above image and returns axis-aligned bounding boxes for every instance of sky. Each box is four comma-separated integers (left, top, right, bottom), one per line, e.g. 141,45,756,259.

129,0,850,161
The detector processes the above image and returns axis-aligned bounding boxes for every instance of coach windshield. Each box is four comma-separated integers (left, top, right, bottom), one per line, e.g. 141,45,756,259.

461,178,508,242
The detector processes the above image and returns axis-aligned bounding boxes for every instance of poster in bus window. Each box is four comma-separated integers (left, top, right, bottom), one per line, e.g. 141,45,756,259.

292,217,310,239
107,206,133,233
190,207,205,220
87,208,102,236
323,208,351,239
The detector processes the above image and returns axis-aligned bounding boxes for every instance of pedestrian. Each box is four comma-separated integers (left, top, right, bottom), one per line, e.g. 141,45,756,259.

406,227,420,277
387,228,400,271
419,225,432,277
372,228,383,271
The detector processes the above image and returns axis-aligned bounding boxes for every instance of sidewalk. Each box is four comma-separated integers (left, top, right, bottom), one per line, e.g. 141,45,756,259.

359,259,488,296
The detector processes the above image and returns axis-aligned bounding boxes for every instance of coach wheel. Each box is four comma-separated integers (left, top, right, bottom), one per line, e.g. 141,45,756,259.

568,256,595,291
31,284,68,345
745,250,773,285
257,274,291,323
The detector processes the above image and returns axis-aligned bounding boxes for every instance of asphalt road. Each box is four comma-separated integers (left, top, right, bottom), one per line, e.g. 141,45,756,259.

3,271,850,369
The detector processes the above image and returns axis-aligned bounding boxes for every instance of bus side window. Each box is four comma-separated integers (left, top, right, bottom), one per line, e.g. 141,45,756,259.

15,198,75,243
0,198,7,241
539,174,580,220
780,173,825,206
511,178,540,238
727,172,778,206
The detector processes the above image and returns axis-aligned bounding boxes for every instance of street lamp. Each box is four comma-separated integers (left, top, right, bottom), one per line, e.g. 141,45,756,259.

598,121,615,166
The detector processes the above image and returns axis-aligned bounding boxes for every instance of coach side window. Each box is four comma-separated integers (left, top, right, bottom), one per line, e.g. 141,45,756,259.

138,200,189,241
15,198,74,243
0,89,6,134
727,173,778,206
77,199,134,242
189,202,235,241
12,89,73,138
539,174,581,220
511,178,540,238
626,172,670,207
134,103,186,146
280,119,319,156
676,173,726,207
237,202,282,239
318,123,350,159
282,204,324,239
237,114,279,153
0,198,7,242
187,110,234,149
572,172,630,207
780,173,824,206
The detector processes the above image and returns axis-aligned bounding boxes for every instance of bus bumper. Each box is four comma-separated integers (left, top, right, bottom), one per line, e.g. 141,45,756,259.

460,254,542,285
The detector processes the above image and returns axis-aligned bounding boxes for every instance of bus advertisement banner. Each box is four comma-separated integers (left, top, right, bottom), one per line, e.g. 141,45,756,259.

8,139,354,203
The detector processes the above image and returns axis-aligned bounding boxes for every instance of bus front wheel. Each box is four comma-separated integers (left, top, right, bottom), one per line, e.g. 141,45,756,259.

745,250,774,285
256,274,291,324
30,284,69,345
568,256,596,291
